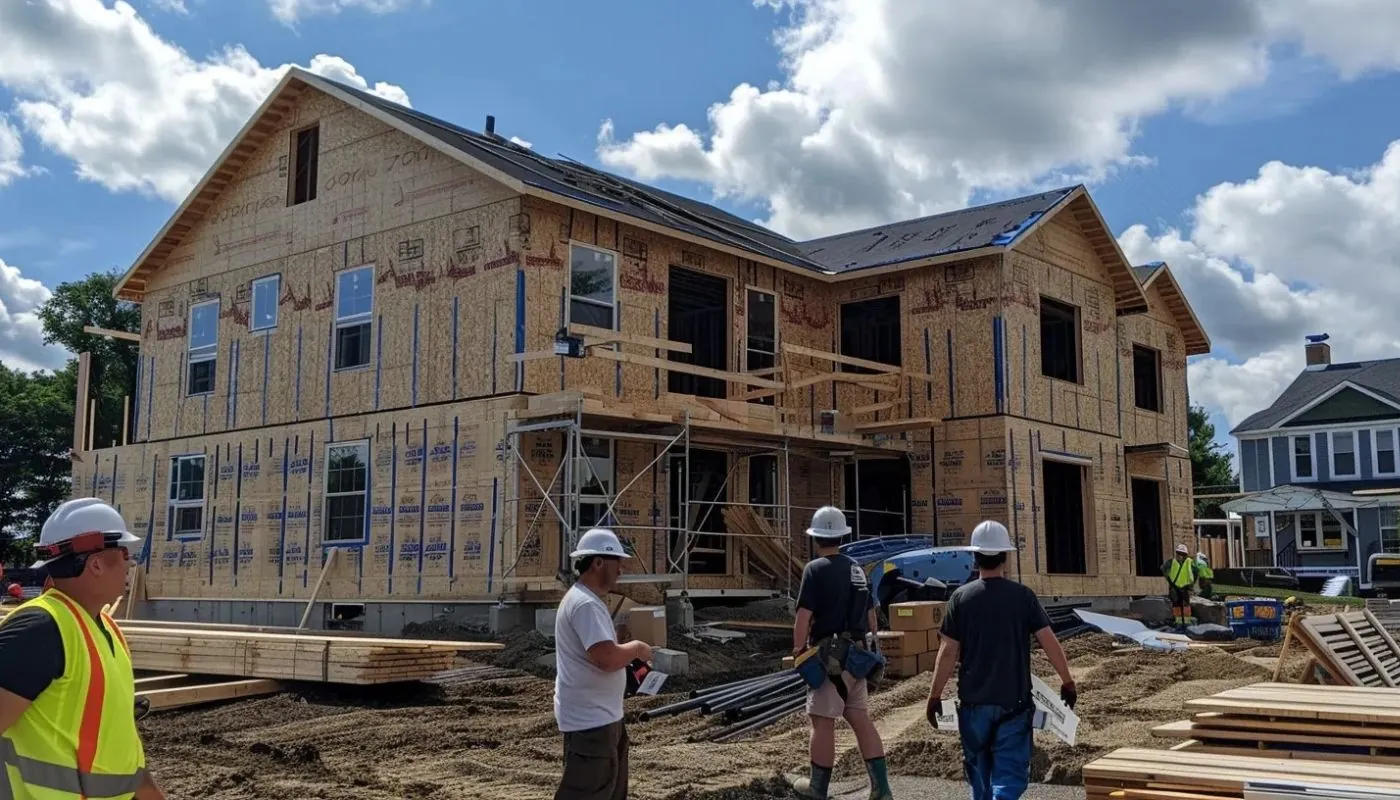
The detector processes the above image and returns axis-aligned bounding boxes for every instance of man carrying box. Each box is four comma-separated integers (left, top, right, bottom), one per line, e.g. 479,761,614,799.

925,520,1077,800
790,506,893,800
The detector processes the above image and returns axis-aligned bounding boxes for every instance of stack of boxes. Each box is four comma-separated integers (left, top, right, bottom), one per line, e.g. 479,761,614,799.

878,600,945,678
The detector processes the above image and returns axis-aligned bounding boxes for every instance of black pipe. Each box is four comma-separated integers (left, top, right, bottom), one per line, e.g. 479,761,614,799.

712,696,807,742
687,670,791,699
703,675,804,714
645,673,790,720
699,680,789,714
724,684,807,722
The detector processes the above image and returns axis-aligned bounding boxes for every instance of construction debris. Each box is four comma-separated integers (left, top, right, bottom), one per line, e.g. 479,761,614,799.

1082,746,1400,799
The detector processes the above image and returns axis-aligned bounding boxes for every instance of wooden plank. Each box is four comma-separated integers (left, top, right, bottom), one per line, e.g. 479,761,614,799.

591,349,783,390
139,678,283,711
73,352,90,454
853,417,938,434
82,325,142,342
569,323,693,354
1339,613,1397,687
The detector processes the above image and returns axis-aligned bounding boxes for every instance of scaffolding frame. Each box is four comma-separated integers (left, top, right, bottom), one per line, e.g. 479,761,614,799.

495,396,910,600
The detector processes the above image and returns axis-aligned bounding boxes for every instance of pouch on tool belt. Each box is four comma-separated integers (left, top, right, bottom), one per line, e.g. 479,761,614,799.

819,637,852,680
794,646,827,690
844,644,884,680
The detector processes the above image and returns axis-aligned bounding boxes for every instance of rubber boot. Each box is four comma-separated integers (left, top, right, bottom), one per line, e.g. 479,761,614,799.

792,764,833,799
865,757,894,800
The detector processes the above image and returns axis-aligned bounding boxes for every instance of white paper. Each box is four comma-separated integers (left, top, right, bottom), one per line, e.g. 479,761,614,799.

932,677,1078,747
637,670,668,696
933,705,957,730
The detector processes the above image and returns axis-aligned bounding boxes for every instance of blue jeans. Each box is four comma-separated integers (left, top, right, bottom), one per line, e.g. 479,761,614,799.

957,703,1033,800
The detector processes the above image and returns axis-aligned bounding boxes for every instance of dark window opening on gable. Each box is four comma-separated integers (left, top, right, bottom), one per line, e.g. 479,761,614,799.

667,266,728,399
1040,296,1079,383
290,125,320,206
840,295,901,374
1132,344,1162,413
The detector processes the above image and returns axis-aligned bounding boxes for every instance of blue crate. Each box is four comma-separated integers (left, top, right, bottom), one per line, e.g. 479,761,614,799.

1226,598,1284,625
1229,620,1283,642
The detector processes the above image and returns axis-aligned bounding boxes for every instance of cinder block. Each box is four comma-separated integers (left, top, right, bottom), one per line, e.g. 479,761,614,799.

652,647,689,676
535,608,558,639
488,603,529,634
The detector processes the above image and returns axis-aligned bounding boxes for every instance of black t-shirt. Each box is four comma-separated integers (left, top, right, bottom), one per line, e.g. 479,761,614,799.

796,554,875,642
0,608,115,701
939,577,1053,709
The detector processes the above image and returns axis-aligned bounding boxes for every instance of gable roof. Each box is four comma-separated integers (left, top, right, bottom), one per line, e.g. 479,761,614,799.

1232,363,1400,434
114,68,1145,315
1131,262,1210,356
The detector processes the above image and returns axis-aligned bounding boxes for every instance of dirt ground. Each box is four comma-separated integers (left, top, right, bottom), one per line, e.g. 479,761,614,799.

137,625,1300,800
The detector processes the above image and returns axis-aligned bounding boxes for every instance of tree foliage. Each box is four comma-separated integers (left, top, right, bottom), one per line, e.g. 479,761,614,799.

0,363,75,563
1189,404,1238,518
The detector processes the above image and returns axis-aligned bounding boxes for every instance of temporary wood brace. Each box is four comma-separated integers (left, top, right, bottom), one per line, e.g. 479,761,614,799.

82,325,142,343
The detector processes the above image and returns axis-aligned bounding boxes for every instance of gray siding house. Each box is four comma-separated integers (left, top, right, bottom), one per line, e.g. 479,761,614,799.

1227,336,1400,589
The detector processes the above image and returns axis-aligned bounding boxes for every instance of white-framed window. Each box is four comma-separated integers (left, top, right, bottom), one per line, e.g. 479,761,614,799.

1294,510,1351,551
323,441,369,543
250,275,280,332
1375,428,1399,477
573,435,615,529
334,266,373,370
1291,435,1315,482
187,300,219,396
568,244,616,329
1331,430,1359,479
168,454,206,539
1381,507,1400,554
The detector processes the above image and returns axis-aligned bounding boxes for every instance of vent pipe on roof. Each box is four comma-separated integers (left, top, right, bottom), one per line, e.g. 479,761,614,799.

485,115,496,135
1305,333,1331,371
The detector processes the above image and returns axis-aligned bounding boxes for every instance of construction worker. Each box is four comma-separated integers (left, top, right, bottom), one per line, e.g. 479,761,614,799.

1194,552,1215,600
1162,544,1197,627
790,506,892,800
0,497,166,799
553,528,650,800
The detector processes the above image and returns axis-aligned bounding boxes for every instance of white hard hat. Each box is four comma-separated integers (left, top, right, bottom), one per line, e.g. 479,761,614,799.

1175,544,1189,555
32,498,142,569
806,506,850,539
570,528,632,560
1196,552,1209,561
969,520,1016,553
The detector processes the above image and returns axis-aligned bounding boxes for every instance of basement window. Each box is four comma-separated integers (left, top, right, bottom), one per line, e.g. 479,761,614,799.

168,455,206,540
745,289,777,406
289,125,320,206
250,274,280,332
1132,344,1162,413
324,441,369,543
187,300,219,396
568,244,616,329
334,266,373,370
839,295,901,374
1040,296,1080,383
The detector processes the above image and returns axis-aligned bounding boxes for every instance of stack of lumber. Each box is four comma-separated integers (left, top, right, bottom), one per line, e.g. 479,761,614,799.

1150,682,1400,765
1083,747,1400,799
723,506,804,588
1366,598,1400,633
1290,610,1400,687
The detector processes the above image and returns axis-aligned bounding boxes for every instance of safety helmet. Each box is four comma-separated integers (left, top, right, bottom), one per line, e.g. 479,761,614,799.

1175,543,1189,555
1196,552,1209,562
32,498,142,569
969,520,1016,553
569,528,632,560
806,506,850,539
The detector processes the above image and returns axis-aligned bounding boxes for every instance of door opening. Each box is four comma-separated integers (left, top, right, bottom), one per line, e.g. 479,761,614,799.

668,267,728,398
844,458,910,538
1042,459,1088,574
669,449,730,575
1131,478,1164,577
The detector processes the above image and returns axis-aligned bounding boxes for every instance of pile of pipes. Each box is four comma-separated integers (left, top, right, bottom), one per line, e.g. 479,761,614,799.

640,670,806,743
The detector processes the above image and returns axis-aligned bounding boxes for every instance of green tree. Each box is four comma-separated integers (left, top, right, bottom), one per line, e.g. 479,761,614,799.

37,270,141,449
0,363,75,562
1190,404,1238,518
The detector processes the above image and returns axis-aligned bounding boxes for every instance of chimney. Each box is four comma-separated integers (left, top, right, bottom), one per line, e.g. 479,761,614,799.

485,115,496,136
1305,333,1331,371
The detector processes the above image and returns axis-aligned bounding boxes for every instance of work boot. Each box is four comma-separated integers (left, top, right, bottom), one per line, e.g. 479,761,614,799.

792,764,833,799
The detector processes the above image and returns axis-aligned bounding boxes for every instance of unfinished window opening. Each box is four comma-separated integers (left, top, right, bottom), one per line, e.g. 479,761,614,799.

334,266,373,370
1040,297,1080,383
168,454,206,540
745,289,777,406
844,457,910,539
568,244,616,329
250,275,280,332
324,441,369,543
289,125,320,206
573,436,615,530
1131,478,1164,577
749,454,778,517
1042,458,1089,574
669,449,729,575
667,266,728,398
187,300,219,396
1132,345,1162,413
839,296,901,374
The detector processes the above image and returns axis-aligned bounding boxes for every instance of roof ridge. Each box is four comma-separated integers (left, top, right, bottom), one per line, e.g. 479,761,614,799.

797,185,1079,246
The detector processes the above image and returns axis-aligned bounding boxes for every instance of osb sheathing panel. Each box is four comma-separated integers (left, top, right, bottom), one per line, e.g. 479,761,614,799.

73,397,524,601
1118,281,1189,448
931,418,1009,550
134,86,523,444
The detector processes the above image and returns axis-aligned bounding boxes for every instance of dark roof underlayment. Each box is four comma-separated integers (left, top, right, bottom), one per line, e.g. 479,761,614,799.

1132,262,1165,285
1232,359,1400,434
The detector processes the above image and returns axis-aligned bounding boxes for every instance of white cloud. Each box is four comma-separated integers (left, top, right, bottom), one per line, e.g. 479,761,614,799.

1121,141,1400,430
0,0,411,203
267,0,424,26
0,259,67,374
147,0,187,13
0,116,29,188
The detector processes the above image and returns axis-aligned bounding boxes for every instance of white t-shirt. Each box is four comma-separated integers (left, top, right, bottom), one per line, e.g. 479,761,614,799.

553,583,626,732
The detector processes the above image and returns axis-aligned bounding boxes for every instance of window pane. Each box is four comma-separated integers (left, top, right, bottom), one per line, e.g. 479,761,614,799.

253,278,279,329
570,246,615,305
336,268,373,320
325,495,365,541
173,506,203,535
1299,514,1318,548
189,304,218,350
1333,434,1356,475
747,290,775,353
326,446,367,493
1383,450,1397,475
569,299,613,329
1294,437,1312,477
188,359,216,395
335,322,372,369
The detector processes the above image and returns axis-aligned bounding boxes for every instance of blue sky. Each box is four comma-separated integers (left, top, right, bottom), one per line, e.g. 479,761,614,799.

7,0,1400,461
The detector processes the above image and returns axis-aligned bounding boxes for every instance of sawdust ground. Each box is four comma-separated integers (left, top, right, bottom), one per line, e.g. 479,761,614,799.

139,632,1284,799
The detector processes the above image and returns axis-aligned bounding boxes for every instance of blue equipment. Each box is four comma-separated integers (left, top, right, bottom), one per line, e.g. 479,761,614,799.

838,536,978,613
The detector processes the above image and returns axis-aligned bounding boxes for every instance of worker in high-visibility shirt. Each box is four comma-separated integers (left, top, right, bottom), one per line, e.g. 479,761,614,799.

0,498,166,799
1161,544,1197,628
1194,552,1215,600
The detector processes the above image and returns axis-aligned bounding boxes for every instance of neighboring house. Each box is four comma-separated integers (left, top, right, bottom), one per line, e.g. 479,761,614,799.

71,68,1211,633
1227,336,1400,589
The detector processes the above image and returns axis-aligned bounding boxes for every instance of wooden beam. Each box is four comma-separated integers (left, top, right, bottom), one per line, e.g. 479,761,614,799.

782,342,898,373
82,325,141,342
591,349,783,389
569,323,693,354
73,352,90,454
298,547,339,630
853,399,901,415
139,679,283,711
853,417,938,434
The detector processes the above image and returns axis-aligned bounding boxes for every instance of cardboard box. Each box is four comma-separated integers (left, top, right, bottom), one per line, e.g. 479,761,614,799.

884,655,919,678
916,650,938,675
877,629,930,657
782,655,795,670
889,601,945,632
628,606,667,648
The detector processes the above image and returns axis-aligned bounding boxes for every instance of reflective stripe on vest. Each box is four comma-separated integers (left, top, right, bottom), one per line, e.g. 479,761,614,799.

0,739,145,798
1168,559,1194,588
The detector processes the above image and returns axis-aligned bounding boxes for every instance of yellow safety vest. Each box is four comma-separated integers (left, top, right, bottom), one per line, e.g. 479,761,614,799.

1167,559,1195,589
0,590,145,799
1196,561,1214,580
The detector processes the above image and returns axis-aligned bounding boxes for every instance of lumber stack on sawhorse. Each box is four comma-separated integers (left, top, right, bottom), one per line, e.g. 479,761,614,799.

1283,610,1400,687
1083,746,1400,799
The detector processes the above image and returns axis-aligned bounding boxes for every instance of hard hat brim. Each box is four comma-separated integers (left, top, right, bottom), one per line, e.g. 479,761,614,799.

968,545,1018,554
568,548,633,559
805,527,851,538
